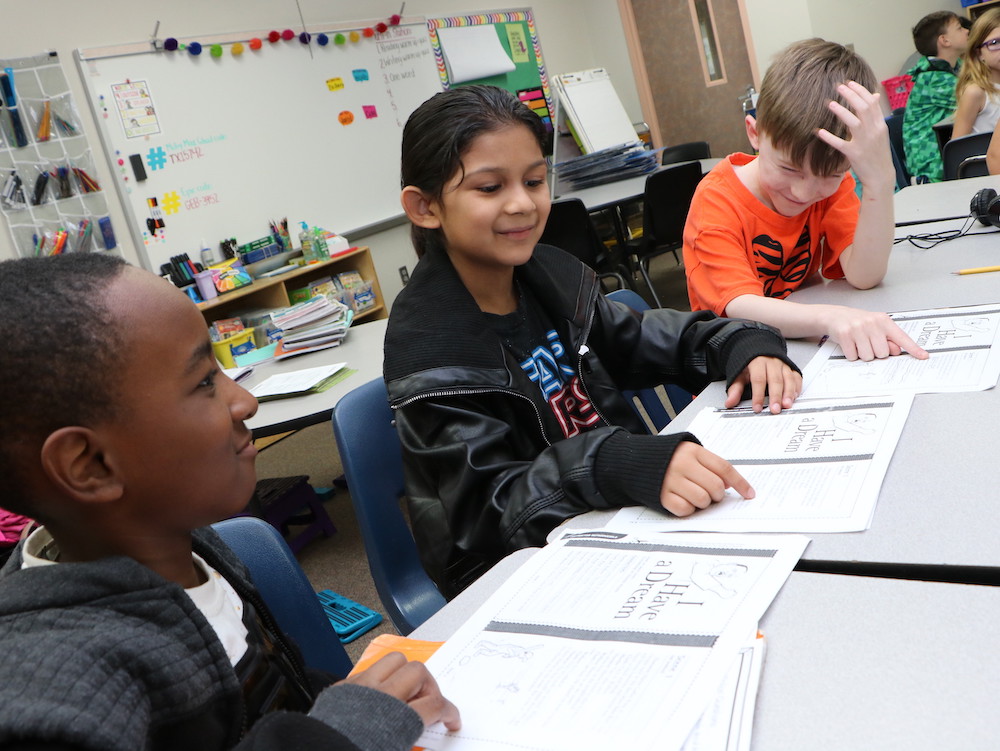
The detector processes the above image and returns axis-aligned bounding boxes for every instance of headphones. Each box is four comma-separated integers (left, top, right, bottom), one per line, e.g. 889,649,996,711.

971,187,1000,227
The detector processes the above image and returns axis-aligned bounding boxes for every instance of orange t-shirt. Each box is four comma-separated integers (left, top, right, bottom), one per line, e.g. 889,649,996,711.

683,153,859,315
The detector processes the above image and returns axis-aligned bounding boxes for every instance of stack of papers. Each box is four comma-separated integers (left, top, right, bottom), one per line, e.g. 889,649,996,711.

248,362,347,401
554,142,658,190
269,296,352,360
416,530,807,751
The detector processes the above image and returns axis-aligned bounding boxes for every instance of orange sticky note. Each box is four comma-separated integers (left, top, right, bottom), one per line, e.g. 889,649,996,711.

349,634,443,676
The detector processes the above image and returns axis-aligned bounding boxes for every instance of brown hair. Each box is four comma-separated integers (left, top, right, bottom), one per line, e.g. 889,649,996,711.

755,38,877,177
912,11,960,58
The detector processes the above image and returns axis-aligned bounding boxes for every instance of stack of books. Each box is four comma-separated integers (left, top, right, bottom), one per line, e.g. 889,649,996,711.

270,296,352,360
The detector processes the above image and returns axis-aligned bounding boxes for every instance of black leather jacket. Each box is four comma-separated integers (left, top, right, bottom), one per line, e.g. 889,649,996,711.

384,244,792,596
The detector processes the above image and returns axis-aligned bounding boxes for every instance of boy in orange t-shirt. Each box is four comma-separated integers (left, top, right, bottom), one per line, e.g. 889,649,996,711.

683,39,928,362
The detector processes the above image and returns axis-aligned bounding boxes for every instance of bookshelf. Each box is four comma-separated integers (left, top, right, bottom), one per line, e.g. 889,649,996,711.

969,1,1000,20
196,245,386,325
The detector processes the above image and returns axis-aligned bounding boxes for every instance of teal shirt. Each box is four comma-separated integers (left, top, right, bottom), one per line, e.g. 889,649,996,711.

902,56,960,183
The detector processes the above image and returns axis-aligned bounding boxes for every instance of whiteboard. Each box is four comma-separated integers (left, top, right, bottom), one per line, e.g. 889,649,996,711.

75,19,440,272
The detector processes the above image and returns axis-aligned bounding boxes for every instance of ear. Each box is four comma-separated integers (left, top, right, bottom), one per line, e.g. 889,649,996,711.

40,427,124,505
744,114,760,151
401,185,442,229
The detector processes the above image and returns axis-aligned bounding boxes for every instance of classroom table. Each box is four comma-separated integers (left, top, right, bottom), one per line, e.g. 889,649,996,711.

557,157,722,212
243,317,386,438
412,550,1000,750
562,179,1000,581
893,172,997,225
555,157,721,252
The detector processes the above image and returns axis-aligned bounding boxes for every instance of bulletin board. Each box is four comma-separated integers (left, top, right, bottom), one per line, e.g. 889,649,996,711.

75,18,441,273
427,9,554,150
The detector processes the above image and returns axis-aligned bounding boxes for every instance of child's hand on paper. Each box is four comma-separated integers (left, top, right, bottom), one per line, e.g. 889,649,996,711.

726,356,802,414
819,305,929,361
660,442,754,516
342,652,461,730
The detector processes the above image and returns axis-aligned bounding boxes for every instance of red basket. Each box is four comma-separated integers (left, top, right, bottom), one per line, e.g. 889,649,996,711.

882,74,913,111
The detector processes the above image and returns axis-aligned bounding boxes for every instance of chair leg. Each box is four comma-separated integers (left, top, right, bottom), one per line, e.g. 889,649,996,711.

638,259,663,308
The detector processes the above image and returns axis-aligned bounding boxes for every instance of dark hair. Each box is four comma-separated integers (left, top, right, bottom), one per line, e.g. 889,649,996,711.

0,253,128,515
400,84,547,258
756,38,878,177
913,11,960,57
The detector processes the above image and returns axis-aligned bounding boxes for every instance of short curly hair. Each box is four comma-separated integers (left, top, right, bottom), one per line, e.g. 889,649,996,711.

0,253,128,516
755,38,878,177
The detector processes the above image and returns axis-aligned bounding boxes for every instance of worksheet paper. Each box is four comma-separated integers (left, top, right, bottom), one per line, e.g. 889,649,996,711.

414,532,807,751
800,304,1000,398
608,395,913,533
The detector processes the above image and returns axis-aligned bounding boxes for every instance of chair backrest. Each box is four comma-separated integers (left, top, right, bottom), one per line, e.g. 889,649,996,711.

642,161,703,251
605,289,694,432
942,132,993,180
661,140,711,165
211,516,353,678
331,377,446,635
884,112,911,190
540,197,608,269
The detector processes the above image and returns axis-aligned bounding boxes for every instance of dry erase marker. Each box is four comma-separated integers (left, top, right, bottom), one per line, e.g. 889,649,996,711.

951,265,1000,276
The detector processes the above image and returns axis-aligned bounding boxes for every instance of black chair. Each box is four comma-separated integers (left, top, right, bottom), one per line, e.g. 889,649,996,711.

660,141,711,165
942,132,992,180
626,161,703,308
540,198,630,292
885,112,911,190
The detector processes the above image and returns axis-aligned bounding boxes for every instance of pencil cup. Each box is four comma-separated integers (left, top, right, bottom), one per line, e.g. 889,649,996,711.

195,270,218,300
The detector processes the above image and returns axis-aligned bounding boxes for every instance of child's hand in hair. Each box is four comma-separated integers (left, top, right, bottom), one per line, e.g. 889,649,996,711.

343,652,461,730
815,81,894,192
725,355,802,414
659,442,754,516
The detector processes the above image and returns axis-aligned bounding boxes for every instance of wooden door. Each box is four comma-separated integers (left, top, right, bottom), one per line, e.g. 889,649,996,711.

621,0,758,156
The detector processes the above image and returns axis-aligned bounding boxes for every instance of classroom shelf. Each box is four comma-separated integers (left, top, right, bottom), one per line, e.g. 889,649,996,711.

197,245,386,325
968,0,1000,21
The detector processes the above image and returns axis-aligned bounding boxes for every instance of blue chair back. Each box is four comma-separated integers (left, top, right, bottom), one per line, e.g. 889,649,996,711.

606,288,693,431
331,377,446,635
211,516,353,678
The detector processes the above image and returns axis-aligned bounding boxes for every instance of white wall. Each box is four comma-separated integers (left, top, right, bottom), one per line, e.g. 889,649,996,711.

0,0,638,307
0,0,968,305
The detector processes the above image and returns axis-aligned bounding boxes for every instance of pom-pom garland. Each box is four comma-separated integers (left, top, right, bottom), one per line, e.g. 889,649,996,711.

160,15,399,58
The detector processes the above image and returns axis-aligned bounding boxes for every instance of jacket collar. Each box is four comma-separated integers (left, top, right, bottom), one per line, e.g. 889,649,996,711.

384,244,599,387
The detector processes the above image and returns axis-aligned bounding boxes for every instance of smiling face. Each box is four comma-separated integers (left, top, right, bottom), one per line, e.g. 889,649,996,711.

747,129,846,217
429,124,550,278
101,267,259,534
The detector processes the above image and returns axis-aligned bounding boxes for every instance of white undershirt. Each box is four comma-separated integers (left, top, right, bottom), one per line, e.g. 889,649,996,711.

22,527,249,664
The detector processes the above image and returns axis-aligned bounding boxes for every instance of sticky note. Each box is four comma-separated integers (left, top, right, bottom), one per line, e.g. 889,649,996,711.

327,77,345,91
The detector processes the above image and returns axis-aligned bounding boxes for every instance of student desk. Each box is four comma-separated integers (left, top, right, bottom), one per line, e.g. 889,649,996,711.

412,552,1000,750
562,205,1000,582
244,317,387,439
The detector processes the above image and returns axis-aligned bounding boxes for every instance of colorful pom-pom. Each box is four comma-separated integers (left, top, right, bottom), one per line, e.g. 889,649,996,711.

210,44,223,57
334,33,346,45
188,42,203,55
349,31,360,42
163,38,179,51
232,42,245,56
376,22,388,33
281,29,295,41
390,14,401,25
249,38,263,50
317,33,329,46
299,32,311,44
268,30,280,43
363,27,375,38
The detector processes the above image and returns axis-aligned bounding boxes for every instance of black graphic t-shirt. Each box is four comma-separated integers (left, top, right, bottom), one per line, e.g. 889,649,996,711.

484,291,601,438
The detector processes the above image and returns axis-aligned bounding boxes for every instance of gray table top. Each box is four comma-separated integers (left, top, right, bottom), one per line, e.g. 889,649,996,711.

563,209,1000,577
557,158,721,211
244,317,387,438
413,553,1000,751
893,173,998,225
